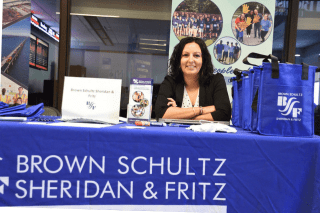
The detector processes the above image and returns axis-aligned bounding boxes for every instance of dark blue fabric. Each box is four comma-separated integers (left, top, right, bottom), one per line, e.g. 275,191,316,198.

257,63,317,137
231,77,240,126
0,102,9,109
0,103,43,118
0,121,320,212
251,66,262,132
0,104,26,114
241,71,254,130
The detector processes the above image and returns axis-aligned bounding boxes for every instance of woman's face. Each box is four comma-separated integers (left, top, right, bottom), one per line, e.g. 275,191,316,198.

180,42,202,77
241,14,245,20
264,14,268,20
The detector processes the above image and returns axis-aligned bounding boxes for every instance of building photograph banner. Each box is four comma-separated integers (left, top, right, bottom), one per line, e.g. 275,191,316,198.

1,0,31,105
169,0,276,97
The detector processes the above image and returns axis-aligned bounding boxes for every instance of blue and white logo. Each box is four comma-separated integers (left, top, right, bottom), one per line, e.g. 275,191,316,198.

0,177,9,195
133,79,139,84
86,101,96,110
277,96,302,118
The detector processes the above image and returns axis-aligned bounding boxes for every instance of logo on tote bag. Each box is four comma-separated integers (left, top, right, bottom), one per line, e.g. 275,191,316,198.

277,93,303,120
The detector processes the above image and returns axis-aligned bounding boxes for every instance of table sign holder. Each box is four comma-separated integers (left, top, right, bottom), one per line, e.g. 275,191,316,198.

61,76,122,124
127,78,153,123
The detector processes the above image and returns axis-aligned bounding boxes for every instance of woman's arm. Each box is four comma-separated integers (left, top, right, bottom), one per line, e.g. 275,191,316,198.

164,105,216,120
193,105,216,121
162,106,198,119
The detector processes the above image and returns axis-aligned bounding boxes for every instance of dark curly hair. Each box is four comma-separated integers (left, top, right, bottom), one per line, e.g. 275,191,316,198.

168,37,214,85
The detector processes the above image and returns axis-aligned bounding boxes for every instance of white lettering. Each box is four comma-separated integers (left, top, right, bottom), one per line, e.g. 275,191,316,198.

40,22,47,31
150,157,164,175
17,155,29,173
213,183,226,201
85,181,99,198
213,159,226,176
100,181,115,198
117,181,133,199
77,180,80,198
118,156,129,174
47,180,58,198
131,156,147,175
199,182,211,200
198,158,210,175
15,180,27,198
43,155,63,174
89,156,105,174
61,180,72,198
31,155,43,173
178,182,189,199
167,157,181,175
64,156,87,173
30,180,45,198
166,182,175,199
186,158,195,175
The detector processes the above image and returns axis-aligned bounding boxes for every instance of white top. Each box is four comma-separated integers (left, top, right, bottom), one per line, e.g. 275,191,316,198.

181,86,199,108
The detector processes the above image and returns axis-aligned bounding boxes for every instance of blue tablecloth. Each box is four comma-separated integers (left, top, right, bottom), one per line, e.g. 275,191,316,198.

0,121,320,212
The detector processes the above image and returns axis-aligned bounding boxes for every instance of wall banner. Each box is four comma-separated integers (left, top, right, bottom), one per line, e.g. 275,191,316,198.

169,0,276,97
1,1,31,105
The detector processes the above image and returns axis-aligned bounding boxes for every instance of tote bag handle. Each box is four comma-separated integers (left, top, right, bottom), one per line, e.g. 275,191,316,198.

243,52,280,79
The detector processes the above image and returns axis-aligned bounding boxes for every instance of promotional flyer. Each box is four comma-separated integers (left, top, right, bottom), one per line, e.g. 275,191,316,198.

127,78,153,123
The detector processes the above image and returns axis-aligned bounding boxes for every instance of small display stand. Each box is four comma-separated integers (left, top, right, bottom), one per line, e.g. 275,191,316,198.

127,78,153,123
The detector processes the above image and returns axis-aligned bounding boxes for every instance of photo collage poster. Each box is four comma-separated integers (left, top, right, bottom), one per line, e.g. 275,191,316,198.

170,0,276,99
1,0,31,105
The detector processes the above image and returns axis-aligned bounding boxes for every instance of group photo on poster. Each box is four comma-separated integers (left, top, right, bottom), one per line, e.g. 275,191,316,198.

214,37,241,65
172,0,223,46
232,2,272,46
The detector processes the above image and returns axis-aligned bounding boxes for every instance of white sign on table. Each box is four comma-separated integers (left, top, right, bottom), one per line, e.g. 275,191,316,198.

62,77,122,124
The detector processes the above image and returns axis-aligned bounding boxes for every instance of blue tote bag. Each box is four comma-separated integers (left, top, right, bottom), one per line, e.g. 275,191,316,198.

241,70,254,130
247,54,317,137
250,66,262,132
231,69,243,127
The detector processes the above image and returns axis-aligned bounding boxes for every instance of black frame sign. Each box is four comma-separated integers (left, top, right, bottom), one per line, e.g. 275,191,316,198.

29,34,49,71
31,14,59,42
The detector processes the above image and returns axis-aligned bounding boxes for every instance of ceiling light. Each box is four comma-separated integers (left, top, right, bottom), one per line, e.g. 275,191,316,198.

56,12,119,18
140,38,167,42
295,54,300,57
141,47,166,51
139,43,166,47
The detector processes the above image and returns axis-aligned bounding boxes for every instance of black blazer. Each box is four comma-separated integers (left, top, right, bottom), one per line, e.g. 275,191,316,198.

155,74,231,121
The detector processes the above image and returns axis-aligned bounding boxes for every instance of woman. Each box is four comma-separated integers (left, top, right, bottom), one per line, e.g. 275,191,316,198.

235,14,245,42
155,37,231,121
245,10,254,37
192,18,198,37
218,16,223,36
260,14,271,42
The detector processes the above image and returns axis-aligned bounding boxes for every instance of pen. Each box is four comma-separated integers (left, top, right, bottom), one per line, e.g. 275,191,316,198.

135,121,167,127
168,123,190,128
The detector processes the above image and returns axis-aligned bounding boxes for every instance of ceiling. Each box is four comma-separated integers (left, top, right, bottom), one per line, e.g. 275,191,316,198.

30,0,320,53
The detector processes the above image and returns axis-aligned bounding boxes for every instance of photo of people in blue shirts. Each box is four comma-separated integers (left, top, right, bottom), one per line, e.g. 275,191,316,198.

172,0,223,46
232,3,272,46
213,37,241,65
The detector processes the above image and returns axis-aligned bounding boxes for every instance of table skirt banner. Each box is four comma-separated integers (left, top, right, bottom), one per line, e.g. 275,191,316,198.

0,122,320,212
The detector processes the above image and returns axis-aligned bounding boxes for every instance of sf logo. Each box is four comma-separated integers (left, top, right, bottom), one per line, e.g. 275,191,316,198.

87,101,96,110
277,96,302,118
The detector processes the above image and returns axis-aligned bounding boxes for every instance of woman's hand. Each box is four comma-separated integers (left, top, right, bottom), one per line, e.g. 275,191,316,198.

167,98,177,107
